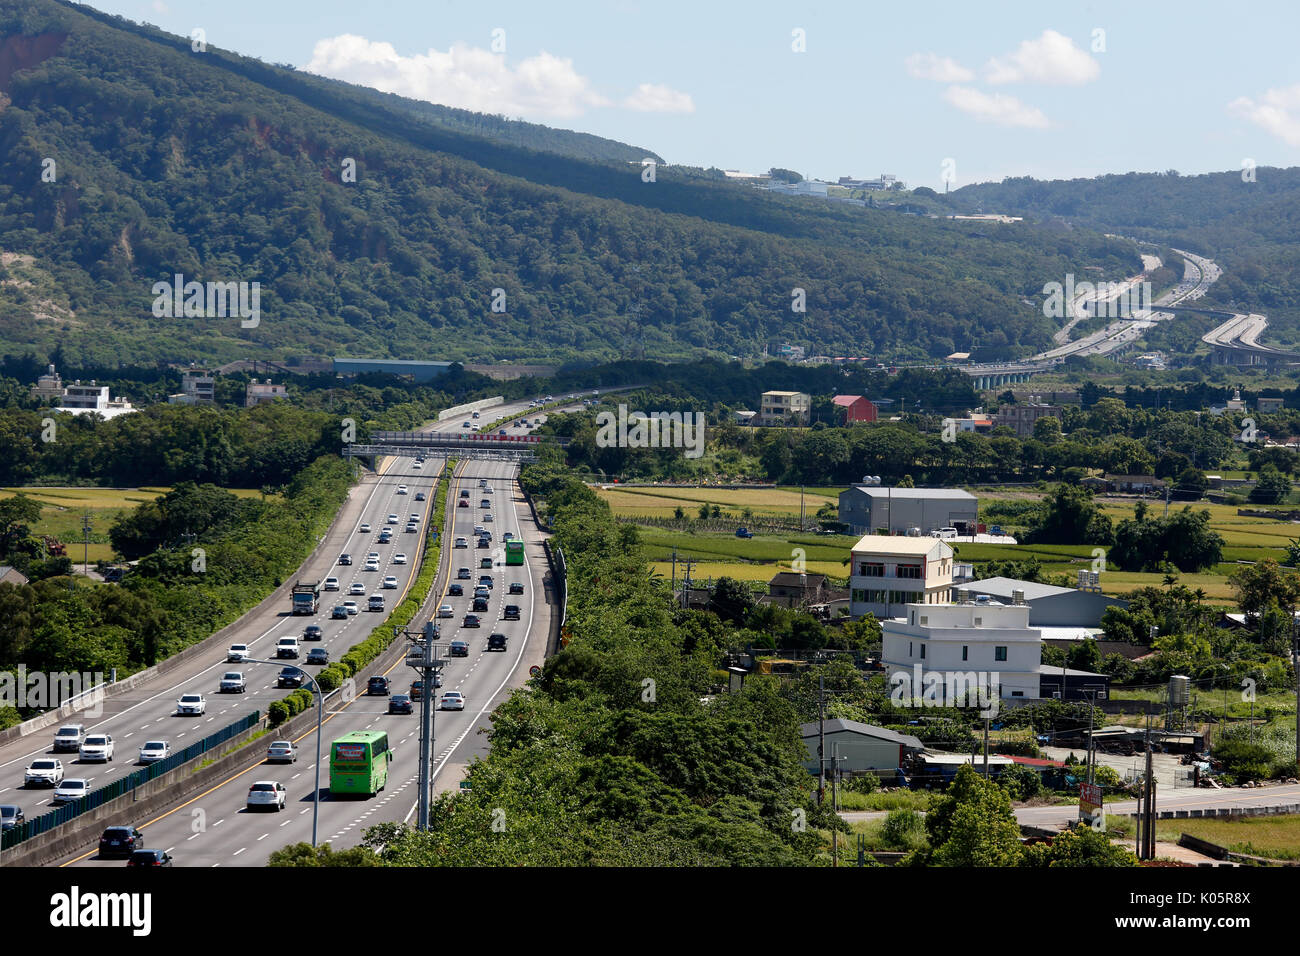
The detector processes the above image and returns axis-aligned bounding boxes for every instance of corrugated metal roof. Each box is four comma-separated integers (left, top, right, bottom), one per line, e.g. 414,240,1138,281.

799,719,924,750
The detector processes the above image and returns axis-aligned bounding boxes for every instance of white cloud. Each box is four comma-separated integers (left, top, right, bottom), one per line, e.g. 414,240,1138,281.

302,35,610,119
623,83,695,113
985,29,1100,85
1229,86,1300,146
905,52,974,83
943,86,1050,128
151,0,169,12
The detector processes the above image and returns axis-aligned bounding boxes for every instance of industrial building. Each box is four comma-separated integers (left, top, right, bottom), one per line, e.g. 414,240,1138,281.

333,358,454,382
963,577,1128,628
838,486,978,536
799,719,924,776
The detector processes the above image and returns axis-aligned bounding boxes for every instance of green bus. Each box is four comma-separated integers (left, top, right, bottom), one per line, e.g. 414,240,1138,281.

505,539,524,566
329,730,392,796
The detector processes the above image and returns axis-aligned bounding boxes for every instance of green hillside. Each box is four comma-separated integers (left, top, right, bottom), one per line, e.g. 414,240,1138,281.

0,0,1139,366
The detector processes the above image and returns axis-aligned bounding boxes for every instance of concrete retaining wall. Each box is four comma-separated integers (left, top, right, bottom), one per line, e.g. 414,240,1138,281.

437,397,503,421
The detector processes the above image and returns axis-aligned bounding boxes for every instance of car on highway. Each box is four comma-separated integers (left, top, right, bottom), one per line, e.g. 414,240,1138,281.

332,604,349,619
359,522,371,533
364,558,381,571
99,825,144,858
138,741,169,764
175,694,206,716
457,567,471,580
474,585,490,598
397,484,408,495
393,552,407,564
79,734,114,762
503,604,521,621
367,676,390,696
462,421,471,429
405,522,418,533
382,575,398,589
349,581,366,595
458,498,469,508
440,691,466,711
450,638,471,653
508,581,524,595
483,513,493,523
323,576,340,591
480,557,493,569
388,694,413,715
219,672,247,694
368,594,385,611
24,758,64,787
247,780,288,811
303,624,323,640
378,529,392,543
415,492,426,501
502,531,513,541
455,537,467,549
461,489,471,498
343,601,359,615
276,637,300,659
483,487,493,495
306,647,330,665
126,849,173,867
476,535,490,549
338,553,352,565
472,597,489,612
266,741,297,764
471,411,480,419
480,499,490,509
52,778,90,804
52,724,87,753
438,603,455,618
276,667,303,689
386,513,398,524
478,574,493,589
227,643,250,662
488,633,508,651
449,583,464,596
1,804,25,831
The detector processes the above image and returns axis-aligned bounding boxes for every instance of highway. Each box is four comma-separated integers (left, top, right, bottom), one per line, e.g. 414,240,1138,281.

0,393,566,866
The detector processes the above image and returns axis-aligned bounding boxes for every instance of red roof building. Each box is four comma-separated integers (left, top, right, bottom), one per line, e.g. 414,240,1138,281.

832,394,878,424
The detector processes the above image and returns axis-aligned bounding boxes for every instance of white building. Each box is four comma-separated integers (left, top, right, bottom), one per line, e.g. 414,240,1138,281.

882,596,1042,702
245,379,287,407
849,536,954,620
170,368,216,405
58,381,136,419
30,364,63,402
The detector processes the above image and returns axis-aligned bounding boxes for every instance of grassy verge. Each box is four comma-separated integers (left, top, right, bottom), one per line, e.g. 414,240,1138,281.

1154,814,1300,860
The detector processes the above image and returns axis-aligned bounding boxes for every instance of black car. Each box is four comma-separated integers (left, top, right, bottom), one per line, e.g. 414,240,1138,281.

332,605,349,619
415,492,426,502
479,557,493,569
367,676,390,696
503,605,521,621
306,648,329,665
448,583,463,596
126,848,173,867
99,825,145,859
461,615,480,628
338,553,352,565
303,625,323,641
477,536,490,548
487,633,508,651
460,489,470,498
277,668,303,689
508,582,524,595
449,641,470,656
472,597,489,612
388,694,413,715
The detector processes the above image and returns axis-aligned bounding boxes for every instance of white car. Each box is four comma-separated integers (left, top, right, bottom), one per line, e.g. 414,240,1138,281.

386,514,398,524
393,553,407,564
382,575,398,589
483,487,493,494
438,604,454,618
275,637,300,659
360,522,371,533
79,734,114,762
246,780,287,811
364,560,380,572
176,693,206,716
397,484,408,495
266,741,297,764
455,537,467,549
323,576,340,591
483,513,493,523
413,461,422,469
220,671,247,693
227,643,250,662
52,778,90,804
409,514,420,523
342,601,359,615
138,741,170,764
349,581,366,595
440,691,465,711
24,758,64,787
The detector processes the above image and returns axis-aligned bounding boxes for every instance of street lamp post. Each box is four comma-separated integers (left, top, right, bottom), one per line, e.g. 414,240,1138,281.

242,656,324,847
396,620,444,830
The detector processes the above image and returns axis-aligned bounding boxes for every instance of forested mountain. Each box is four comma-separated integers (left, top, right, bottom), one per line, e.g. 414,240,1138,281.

952,169,1300,331
0,0,1137,367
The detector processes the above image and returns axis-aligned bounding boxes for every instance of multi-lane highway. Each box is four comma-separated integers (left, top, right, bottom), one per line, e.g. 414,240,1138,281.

0,394,568,865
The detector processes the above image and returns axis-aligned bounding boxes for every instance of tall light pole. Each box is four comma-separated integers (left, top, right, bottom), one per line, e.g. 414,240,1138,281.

397,620,444,830
243,657,324,847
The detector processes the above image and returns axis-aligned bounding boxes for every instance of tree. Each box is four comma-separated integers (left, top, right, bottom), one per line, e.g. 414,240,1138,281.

768,167,803,183
1021,824,1138,867
924,765,1023,866
1174,466,1208,501
1249,464,1291,505
268,841,381,866
1025,484,1113,545
1032,416,1062,445
1109,507,1223,573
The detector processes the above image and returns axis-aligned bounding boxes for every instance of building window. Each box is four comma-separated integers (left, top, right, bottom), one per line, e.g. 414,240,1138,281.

961,645,968,661
896,564,921,579
920,644,926,659
995,646,1008,662
920,616,928,626
908,642,913,657
974,617,982,627
860,562,884,577
1011,691,1024,697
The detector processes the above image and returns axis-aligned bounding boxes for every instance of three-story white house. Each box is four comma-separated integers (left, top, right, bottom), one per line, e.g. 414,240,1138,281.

849,536,954,620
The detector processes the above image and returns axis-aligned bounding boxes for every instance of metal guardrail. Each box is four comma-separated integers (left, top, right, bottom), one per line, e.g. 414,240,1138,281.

0,711,260,852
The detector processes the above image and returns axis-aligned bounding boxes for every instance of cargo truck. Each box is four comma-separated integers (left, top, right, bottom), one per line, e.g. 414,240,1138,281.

291,580,320,615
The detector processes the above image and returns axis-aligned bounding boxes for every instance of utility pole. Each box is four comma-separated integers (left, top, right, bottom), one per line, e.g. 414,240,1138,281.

982,715,990,779
817,675,826,804
81,512,92,576
399,620,444,831
831,741,840,867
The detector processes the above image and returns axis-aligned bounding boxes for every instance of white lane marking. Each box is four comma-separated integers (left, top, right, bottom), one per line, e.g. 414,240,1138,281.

232,847,246,856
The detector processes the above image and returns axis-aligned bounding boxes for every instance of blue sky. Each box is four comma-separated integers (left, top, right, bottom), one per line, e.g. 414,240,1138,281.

89,1,1300,188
